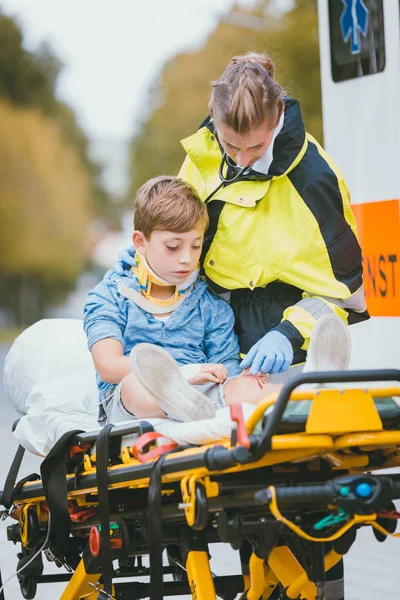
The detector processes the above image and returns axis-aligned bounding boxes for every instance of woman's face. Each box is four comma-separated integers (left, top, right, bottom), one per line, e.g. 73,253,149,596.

216,121,275,167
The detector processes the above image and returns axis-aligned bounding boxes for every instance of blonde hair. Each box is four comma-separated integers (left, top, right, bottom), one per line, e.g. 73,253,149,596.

134,176,208,239
209,52,284,134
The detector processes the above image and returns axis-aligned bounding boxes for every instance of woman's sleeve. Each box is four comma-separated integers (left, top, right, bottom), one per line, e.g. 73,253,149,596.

274,138,369,353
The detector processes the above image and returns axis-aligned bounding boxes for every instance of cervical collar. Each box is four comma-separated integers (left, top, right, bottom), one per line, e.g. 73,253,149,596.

118,253,199,315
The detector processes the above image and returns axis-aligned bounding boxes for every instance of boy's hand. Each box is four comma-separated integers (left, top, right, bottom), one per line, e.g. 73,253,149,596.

188,363,228,385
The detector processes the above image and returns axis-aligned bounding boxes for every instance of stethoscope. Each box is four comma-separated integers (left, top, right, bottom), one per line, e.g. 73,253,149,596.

219,152,250,183
204,151,250,204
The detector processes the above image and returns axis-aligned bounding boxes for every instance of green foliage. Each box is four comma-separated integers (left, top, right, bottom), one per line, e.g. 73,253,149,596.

0,10,110,219
0,103,92,277
128,0,322,196
0,102,93,324
0,13,57,108
0,10,111,325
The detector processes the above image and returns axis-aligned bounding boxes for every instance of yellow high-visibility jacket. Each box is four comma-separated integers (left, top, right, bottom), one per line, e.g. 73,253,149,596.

178,98,368,354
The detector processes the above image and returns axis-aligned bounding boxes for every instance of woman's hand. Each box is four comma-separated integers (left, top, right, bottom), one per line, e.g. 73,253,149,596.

114,245,137,274
188,363,228,385
240,331,293,375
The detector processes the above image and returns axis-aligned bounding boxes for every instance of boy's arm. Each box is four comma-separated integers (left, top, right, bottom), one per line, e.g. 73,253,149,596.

84,272,130,384
91,338,132,384
203,296,241,377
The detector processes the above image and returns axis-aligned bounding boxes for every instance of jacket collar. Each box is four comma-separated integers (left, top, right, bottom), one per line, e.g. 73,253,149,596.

269,98,307,177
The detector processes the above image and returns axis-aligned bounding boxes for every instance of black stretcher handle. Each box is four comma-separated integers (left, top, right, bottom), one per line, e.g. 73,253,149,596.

255,475,400,509
255,369,400,458
255,482,335,507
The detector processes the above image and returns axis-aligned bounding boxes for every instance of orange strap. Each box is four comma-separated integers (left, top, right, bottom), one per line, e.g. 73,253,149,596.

130,431,178,463
69,443,91,457
230,404,250,448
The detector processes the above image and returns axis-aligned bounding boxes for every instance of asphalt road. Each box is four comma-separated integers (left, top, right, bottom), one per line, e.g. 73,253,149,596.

0,343,399,600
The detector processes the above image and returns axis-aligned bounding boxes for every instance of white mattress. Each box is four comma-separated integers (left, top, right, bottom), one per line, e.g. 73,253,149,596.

4,319,246,456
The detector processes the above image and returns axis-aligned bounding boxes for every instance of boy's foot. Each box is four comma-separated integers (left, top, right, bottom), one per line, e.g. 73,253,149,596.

129,343,216,422
303,313,351,372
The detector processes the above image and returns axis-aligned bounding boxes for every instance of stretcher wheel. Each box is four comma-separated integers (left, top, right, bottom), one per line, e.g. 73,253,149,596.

193,483,208,531
18,576,37,600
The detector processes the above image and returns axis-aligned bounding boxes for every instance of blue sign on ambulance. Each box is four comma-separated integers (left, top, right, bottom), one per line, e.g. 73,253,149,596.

340,0,369,54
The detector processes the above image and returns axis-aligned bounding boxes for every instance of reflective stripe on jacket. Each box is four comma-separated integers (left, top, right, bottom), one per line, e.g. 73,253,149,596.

178,98,369,353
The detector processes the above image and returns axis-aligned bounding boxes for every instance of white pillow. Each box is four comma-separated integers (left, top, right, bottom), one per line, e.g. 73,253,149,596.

4,319,99,455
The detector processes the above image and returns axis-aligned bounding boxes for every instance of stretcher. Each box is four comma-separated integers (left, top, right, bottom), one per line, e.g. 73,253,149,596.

1,368,400,600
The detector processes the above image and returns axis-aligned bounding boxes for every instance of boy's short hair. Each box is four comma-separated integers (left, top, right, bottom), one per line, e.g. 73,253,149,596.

134,176,208,238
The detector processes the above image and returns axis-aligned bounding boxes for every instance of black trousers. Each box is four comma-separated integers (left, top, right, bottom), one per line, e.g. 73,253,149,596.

230,282,307,364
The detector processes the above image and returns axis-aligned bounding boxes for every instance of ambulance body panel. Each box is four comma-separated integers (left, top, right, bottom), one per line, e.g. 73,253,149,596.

317,0,400,368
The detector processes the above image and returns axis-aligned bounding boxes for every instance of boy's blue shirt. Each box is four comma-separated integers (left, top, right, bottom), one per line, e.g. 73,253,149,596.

83,252,241,398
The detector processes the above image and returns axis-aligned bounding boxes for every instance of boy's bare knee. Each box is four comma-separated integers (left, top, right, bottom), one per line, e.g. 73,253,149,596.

120,372,165,419
224,374,280,406
120,373,136,399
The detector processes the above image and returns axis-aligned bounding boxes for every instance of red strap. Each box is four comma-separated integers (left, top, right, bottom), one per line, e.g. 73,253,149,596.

131,431,178,463
378,510,400,519
68,500,98,522
69,443,91,457
89,526,101,557
230,404,250,448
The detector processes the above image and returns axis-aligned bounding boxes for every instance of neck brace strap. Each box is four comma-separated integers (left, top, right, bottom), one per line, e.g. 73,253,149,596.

117,254,199,314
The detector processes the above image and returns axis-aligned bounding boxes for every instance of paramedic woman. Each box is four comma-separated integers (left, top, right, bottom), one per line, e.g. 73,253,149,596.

177,51,368,379
176,51,369,600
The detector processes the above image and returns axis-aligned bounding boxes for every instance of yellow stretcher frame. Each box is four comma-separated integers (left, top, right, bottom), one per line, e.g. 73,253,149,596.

3,369,400,600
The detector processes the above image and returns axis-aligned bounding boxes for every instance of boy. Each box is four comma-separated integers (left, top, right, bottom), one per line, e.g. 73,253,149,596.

84,176,350,425
84,176,283,424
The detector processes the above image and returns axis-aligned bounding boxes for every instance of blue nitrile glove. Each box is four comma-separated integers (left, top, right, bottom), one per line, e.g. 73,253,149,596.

240,331,294,375
114,245,137,274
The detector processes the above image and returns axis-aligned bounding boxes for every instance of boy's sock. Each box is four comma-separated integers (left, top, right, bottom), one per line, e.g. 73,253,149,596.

130,343,216,422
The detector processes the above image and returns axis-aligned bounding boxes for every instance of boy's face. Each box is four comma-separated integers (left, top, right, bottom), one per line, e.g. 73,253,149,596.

133,226,204,285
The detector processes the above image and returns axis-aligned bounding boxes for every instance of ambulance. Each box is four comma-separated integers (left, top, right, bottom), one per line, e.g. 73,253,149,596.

317,0,400,368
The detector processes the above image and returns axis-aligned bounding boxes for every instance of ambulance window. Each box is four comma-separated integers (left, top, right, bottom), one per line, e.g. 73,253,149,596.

328,0,386,83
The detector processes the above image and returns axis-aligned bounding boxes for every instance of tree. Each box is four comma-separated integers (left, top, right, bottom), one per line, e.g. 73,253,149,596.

128,0,321,195
0,11,114,325
0,10,111,220
0,102,93,325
